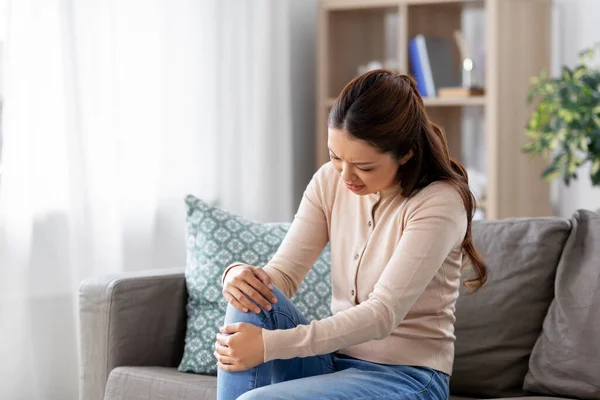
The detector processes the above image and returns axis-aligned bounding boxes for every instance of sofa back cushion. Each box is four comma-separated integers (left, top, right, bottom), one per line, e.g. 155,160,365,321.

177,195,332,376
450,217,571,398
524,210,600,399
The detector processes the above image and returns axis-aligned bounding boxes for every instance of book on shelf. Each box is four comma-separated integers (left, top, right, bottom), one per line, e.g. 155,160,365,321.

409,34,459,98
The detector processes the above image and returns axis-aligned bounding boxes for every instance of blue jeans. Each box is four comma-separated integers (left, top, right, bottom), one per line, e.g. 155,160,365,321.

216,287,450,400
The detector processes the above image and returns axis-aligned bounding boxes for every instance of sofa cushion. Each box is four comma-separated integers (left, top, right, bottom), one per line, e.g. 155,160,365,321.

103,367,571,400
450,217,571,398
104,366,216,400
178,195,332,375
524,210,600,399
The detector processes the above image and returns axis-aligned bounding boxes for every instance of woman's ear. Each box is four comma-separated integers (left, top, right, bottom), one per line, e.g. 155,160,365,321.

399,149,413,165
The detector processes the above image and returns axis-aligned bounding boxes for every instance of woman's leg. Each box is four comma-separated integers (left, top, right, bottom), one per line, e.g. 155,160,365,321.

236,355,449,400
216,286,335,400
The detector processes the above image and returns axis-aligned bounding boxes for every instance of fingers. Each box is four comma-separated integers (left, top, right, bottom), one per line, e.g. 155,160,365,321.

216,332,231,346
214,327,253,372
238,268,276,309
214,351,234,365
214,339,231,355
238,281,273,312
248,270,278,305
225,287,260,314
219,322,244,335
217,362,238,372
222,265,276,314
252,267,274,291
222,291,249,313
214,340,234,365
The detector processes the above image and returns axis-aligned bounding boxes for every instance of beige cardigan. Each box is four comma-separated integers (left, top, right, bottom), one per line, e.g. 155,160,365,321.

227,162,467,375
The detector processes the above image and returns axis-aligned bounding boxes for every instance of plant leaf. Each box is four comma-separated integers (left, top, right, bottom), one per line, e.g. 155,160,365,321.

592,159,600,176
542,164,561,182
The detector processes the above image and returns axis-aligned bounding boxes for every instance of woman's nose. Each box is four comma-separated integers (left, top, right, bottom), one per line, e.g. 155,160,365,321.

340,164,356,182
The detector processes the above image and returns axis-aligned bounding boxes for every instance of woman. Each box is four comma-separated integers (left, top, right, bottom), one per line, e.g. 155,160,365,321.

215,70,487,400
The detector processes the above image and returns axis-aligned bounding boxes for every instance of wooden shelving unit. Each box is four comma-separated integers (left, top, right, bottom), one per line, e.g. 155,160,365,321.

316,0,553,220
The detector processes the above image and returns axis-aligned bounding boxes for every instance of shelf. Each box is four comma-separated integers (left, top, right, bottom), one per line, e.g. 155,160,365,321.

323,0,482,10
423,96,486,107
323,0,400,10
324,96,486,108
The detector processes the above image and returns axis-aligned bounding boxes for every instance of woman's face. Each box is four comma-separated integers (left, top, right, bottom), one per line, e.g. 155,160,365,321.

328,128,401,195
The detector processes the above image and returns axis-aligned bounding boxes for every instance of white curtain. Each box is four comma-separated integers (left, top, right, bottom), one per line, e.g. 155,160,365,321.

0,0,303,399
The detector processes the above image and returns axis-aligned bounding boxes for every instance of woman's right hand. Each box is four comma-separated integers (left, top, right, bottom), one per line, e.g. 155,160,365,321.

222,264,278,314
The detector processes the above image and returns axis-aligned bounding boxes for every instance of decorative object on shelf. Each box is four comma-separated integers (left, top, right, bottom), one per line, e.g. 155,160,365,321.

523,43,600,193
409,34,459,98
438,30,485,98
454,30,475,90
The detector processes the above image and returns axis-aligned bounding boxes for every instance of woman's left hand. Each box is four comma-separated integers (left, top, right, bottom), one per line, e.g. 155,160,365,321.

214,322,265,372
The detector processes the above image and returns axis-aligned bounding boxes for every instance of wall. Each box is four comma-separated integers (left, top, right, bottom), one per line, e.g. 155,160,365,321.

552,0,600,216
290,0,318,211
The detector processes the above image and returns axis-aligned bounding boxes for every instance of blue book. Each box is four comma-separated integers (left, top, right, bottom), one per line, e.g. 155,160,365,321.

409,34,459,97
409,36,431,97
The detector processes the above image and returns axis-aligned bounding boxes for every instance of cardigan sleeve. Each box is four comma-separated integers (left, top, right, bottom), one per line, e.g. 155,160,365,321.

260,166,330,298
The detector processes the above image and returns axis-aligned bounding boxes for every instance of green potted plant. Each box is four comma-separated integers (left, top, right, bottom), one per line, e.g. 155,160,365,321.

523,44,600,190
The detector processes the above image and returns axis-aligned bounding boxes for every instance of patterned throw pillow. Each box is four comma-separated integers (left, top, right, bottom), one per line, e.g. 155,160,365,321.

178,195,332,375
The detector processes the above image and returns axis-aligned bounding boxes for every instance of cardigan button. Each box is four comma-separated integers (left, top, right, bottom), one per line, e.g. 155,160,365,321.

368,221,372,227
354,254,359,260
351,289,355,296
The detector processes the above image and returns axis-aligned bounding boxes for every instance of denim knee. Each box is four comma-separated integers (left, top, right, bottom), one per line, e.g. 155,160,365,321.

236,386,287,400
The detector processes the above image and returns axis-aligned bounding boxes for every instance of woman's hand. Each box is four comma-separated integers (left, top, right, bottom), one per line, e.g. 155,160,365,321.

214,323,265,372
222,264,277,314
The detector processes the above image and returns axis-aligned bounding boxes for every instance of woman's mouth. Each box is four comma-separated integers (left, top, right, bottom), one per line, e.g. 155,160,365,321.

345,183,365,192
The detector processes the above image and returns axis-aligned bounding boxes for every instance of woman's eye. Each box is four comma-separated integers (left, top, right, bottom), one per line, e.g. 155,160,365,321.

329,154,372,171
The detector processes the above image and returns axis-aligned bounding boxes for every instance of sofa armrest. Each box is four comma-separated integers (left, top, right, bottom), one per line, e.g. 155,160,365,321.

78,267,188,400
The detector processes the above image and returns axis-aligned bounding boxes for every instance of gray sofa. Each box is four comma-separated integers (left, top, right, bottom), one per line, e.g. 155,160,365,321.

79,210,600,400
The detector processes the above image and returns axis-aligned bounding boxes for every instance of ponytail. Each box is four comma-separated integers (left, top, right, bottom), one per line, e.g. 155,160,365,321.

428,123,488,292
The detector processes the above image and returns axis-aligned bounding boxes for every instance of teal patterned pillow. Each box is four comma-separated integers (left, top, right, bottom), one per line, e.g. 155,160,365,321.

178,195,332,375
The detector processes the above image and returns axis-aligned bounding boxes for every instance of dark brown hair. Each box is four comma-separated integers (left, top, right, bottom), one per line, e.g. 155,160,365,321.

329,69,487,292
